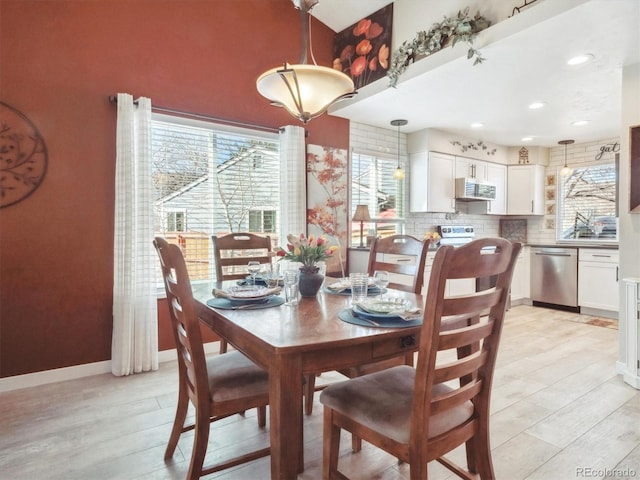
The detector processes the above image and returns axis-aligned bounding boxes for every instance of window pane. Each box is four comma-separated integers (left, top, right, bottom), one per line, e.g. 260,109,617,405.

557,163,617,240
351,151,405,245
151,117,280,282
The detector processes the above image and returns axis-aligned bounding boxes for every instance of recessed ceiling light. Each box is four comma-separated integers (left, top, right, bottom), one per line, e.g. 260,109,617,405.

528,102,545,109
571,120,590,126
521,137,533,142
471,122,484,128
567,54,594,66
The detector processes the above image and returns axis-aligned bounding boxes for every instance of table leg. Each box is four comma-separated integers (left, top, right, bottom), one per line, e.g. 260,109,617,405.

269,354,303,479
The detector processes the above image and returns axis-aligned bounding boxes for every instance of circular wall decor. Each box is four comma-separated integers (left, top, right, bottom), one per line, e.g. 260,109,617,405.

0,102,48,208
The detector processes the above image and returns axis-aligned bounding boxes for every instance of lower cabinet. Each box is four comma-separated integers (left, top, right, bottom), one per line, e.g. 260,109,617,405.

578,248,619,312
511,246,530,303
348,248,369,275
423,251,475,297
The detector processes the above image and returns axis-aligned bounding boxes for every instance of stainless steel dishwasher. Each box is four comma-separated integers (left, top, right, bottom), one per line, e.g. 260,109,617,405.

530,247,578,309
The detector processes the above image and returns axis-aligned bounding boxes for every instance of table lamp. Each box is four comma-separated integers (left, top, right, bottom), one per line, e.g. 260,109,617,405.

352,204,371,248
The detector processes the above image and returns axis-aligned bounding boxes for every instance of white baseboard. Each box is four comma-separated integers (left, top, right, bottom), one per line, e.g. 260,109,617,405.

0,341,221,394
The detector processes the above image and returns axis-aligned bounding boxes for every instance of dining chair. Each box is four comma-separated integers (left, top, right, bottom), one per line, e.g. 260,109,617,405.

153,237,270,480
211,232,272,353
319,237,521,480
304,235,430,418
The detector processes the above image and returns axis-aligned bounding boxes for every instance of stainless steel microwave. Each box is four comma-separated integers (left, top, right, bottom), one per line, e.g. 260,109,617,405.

455,177,497,201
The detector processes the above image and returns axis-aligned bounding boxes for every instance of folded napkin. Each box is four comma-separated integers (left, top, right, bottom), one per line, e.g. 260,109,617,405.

327,280,350,292
327,278,376,291
212,286,281,298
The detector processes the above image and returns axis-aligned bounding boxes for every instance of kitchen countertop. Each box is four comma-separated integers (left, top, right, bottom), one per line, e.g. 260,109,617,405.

527,243,618,249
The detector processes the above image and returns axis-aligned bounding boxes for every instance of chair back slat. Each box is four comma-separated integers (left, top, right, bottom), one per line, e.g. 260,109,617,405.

367,235,430,294
430,380,483,415
212,233,272,282
434,350,488,384
438,320,495,351
442,288,503,317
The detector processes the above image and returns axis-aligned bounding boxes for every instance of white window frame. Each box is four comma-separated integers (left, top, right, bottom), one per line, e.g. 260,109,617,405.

556,161,618,243
151,114,280,294
351,149,406,247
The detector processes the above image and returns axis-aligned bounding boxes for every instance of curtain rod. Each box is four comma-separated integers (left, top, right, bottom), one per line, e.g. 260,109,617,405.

108,95,281,134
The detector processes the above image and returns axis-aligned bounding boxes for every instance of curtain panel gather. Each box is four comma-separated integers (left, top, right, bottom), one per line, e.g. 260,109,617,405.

112,93,158,376
279,125,307,237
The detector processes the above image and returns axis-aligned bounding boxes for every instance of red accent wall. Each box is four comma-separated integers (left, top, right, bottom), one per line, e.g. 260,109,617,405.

0,0,349,377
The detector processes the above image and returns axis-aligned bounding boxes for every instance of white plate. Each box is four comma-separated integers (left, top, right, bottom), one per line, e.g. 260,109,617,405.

226,285,271,299
355,299,409,315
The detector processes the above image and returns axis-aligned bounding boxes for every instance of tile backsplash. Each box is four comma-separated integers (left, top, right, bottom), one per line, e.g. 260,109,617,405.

350,121,618,245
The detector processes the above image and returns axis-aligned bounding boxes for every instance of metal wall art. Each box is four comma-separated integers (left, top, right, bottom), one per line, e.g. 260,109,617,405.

0,102,48,208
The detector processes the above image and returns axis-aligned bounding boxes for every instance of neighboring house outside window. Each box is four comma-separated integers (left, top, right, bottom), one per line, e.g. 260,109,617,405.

557,162,617,242
351,151,405,246
249,209,276,233
151,114,280,283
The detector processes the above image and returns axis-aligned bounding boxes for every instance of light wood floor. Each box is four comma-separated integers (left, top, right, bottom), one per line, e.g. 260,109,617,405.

1,305,638,479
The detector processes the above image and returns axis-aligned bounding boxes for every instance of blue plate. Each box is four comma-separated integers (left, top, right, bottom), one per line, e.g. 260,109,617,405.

207,296,284,310
352,304,405,321
338,308,421,328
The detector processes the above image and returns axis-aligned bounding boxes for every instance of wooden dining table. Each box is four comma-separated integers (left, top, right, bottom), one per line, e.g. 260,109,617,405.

193,282,423,479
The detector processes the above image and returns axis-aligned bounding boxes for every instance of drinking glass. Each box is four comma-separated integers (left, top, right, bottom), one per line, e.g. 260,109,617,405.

247,261,261,285
373,270,389,297
283,269,299,306
265,263,280,288
349,273,368,305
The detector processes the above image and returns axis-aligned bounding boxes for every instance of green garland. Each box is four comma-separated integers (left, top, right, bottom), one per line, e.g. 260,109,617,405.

387,7,491,88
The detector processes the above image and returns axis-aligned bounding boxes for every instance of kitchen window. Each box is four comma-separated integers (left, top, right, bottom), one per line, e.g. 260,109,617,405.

351,151,405,246
557,162,618,242
151,114,280,282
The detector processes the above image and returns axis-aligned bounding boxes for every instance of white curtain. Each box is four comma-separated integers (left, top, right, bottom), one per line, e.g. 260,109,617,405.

279,125,307,237
112,93,158,376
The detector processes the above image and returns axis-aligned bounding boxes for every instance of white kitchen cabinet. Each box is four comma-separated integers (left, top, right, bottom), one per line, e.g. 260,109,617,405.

348,248,369,275
464,161,507,215
510,246,530,303
578,248,619,313
379,253,416,288
410,152,455,213
507,164,545,215
455,156,487,180
423,251,475,297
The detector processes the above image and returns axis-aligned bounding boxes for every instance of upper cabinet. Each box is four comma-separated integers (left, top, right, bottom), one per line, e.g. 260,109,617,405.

455,157,487,180
507,164,545,215
409,152,455,213
457,157,507,215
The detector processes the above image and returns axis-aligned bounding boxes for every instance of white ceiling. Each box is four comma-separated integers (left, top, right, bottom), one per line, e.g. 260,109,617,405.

312,0,640,147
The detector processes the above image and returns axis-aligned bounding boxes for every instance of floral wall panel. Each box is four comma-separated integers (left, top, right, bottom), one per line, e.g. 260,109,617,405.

333,3,393,89
307,144,348,277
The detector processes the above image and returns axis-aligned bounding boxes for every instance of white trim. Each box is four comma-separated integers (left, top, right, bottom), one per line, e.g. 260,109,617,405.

0,342,221,393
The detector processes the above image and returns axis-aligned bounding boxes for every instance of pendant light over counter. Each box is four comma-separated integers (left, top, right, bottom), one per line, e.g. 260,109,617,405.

558,139,574,176
391,119,407,180
256,0,356,124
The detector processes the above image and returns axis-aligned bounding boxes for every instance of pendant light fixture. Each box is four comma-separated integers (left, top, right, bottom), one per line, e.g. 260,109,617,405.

256,0,356,124
558,139,574,176
391,119,407,180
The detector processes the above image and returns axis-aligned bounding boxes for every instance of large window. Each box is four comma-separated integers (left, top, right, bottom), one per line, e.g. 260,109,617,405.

351,151,405,246
151,115,280,281
557,162,617,242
